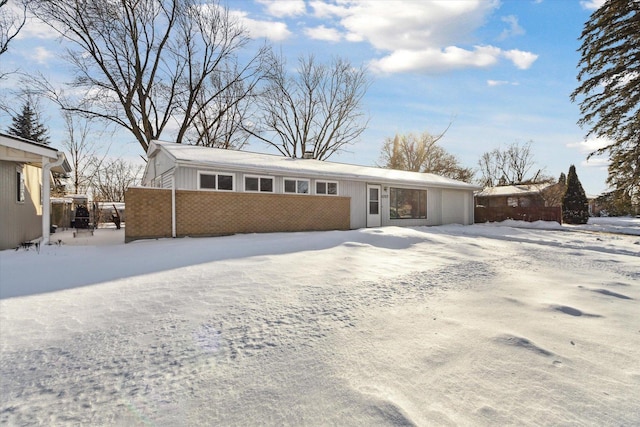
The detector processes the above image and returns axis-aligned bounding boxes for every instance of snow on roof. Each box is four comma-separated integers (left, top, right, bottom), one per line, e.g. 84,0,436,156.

150,140,481,190
476,184,553,197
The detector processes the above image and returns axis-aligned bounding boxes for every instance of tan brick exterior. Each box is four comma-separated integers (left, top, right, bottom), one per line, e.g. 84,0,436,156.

125,187,350,242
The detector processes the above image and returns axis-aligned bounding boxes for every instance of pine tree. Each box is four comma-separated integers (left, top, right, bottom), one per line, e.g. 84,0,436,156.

571,0,639,205
558,172,566,185
562,165,589,224
6,101,50,144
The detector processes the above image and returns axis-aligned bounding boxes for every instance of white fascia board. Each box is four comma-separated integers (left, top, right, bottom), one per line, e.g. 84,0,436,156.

174,158,480,192
0,134,59,159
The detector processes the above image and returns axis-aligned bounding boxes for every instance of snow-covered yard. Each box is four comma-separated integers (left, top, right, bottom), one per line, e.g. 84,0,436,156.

1,218,639,426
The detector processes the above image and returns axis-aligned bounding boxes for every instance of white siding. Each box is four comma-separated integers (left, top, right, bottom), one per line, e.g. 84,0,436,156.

158,163,476,228
441,189,471,225
0,161,43,250
339,180,367,229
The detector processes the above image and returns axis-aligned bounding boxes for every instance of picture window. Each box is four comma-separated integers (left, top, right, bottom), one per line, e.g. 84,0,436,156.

389,188,427,219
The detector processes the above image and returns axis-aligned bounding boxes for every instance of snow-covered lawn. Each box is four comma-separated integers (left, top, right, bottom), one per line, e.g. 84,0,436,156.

1,218,639,426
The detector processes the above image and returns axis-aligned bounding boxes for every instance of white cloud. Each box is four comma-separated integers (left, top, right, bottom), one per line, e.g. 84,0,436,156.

335,0,500,51
27,46,54,64
498,15,525,40
309,1,350,18
371,45,502,74
502,49,538,69
582,157,609,168
580,0,606,10
15,13,60,40
229,10,291,41
256,0,306,18
304,25,343,42
487,80,519,86
305,1,537,74
567,136,612,154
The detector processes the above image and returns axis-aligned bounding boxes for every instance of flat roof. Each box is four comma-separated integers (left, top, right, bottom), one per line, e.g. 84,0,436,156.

149,140,481,191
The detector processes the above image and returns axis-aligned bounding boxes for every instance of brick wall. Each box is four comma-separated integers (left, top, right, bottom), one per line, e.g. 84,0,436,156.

125,187,351,242
475,206,562,224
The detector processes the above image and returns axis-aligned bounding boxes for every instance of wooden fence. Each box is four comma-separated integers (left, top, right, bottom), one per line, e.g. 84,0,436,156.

475,206,562,224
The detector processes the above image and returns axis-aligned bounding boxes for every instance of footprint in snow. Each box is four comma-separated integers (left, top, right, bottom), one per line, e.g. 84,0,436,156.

549,305,602,318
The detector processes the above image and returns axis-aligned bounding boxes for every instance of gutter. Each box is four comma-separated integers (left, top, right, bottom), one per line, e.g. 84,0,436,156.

42,152,67,245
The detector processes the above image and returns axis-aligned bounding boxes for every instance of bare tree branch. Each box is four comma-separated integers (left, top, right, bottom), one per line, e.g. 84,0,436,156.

28,0,269,153
246,54,370,160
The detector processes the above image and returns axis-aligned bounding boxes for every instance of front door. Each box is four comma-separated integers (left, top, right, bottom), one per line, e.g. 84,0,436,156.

367,184,381,227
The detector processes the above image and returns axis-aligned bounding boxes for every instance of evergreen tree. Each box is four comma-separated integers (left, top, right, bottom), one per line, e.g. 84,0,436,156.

562,165,589,224
558,172,566,185
6,101,50,144
571,0,639,205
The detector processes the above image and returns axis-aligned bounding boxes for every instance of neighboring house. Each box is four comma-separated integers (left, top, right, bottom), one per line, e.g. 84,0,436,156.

586,194,603,217
128,140,481,241
474,183,564,223
475,183,562,208
0,133,71,250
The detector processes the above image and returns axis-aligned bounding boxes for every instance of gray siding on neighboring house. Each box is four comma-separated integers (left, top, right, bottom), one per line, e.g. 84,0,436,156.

0,160,42,250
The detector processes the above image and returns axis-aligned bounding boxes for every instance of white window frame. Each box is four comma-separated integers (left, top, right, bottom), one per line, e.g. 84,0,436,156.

16,165,25,203
315,180,339,196
283,178,310,194
244,174,275,193
197,171,235,191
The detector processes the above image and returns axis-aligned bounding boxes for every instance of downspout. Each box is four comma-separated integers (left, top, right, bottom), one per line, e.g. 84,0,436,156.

171,175,176,238
42,153,66,245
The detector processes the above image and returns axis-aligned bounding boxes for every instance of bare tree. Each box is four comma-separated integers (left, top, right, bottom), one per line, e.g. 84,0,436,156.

378,128,474,182
184,61,257,149
61,111,111,194
478,141,551,187
248,54,370,160
28,0,270,153
0,0,26,58
91,158,143,202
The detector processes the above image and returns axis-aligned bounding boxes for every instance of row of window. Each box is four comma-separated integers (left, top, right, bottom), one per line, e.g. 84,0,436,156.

197,171,338,196
196,171,427,220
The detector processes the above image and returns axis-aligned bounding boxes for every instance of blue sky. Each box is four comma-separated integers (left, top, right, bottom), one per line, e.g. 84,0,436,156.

0,0,610,194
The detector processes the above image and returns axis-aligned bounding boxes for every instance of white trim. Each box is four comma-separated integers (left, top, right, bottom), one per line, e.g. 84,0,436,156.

283,177,310,194
366,184,381,227
15,165,24,203
197,170,235,191
243,174,275,193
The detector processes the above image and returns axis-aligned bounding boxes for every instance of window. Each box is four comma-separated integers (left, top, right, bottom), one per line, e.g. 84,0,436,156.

198,171,234,191
16,167,24,203
284,178,309,194
316,181,338,195
389,188,427,219
245,175,274,193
